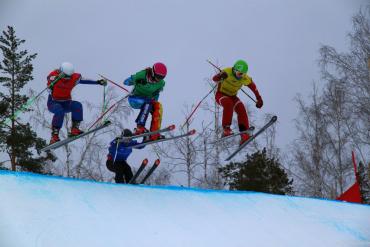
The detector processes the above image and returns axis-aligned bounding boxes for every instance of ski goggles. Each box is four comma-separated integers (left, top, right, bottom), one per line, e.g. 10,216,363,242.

234,70,244,78
154,73,165,80
151,71,165,82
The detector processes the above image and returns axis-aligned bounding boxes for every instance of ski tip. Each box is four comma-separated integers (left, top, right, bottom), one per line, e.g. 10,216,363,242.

169,124,176,130
142,158,149,165
272,116,278,122
189,129,196,135
154,159,161,166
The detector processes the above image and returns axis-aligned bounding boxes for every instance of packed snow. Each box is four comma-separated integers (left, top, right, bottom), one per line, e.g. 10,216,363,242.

0,170,369,247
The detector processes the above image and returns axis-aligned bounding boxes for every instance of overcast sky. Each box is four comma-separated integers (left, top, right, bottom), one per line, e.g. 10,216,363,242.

0,0,367,176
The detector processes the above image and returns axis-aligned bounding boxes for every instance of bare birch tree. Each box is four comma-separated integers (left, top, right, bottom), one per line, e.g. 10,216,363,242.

291,84,330,197
319,7,370,162
152,104,200,187
291,7,370,199
321,81,354,197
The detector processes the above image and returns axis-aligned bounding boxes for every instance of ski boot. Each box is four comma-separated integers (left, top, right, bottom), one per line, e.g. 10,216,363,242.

49,127,60,144
149,133,165,141
69,121,84,137
222,126,233,137
134,125,150,142
240,133,250,146
134,125,147,135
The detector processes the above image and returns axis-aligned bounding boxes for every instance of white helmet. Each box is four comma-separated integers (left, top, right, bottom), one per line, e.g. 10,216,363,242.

60,62,74,76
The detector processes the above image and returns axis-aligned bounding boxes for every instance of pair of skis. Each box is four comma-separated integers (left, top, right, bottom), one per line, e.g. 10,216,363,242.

119,124,196,148
222,116,278,161
212,126,255,144
40,122,196,152
40,120,112,152
127,117,277,183
129,158,160,184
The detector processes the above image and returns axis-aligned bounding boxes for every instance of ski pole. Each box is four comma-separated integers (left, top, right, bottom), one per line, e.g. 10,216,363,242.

88,93,130,130
181,84,217,129
1,73,64,126
103,84,107,112
100,84,109,124
206,59,256,103
98,74,130,93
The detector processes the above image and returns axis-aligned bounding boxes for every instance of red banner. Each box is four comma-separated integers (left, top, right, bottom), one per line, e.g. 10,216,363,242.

336,151,362,204
336,182,362,203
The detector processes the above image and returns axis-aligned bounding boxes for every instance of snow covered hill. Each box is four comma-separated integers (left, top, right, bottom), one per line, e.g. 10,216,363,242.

0,170,369,247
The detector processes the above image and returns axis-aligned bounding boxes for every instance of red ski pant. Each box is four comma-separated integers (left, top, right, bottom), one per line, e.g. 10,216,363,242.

150,101,163,132
215,91,249,131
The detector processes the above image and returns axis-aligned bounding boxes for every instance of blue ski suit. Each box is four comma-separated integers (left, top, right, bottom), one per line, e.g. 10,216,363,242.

106,138,144,184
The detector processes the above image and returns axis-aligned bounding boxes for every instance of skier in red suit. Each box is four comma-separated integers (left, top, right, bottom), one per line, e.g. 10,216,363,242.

212,59,263,145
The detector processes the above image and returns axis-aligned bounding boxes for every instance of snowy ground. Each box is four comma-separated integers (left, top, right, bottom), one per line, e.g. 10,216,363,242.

0,170,369,247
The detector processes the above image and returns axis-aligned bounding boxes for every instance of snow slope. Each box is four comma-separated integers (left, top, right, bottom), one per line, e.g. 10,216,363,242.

0,170,369,247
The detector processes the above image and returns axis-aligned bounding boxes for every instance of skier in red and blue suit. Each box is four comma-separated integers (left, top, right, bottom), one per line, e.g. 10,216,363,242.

47,62,107,144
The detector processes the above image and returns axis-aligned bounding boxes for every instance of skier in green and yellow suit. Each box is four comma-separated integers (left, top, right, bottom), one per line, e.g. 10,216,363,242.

212,59,263,145
124,62,167,141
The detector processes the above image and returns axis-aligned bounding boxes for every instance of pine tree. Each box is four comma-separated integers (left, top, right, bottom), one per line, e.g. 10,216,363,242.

219,148,293,195
358,161,370,204
0,26,55,173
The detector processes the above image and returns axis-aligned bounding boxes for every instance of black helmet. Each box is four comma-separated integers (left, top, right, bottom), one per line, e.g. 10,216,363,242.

122,129,133,137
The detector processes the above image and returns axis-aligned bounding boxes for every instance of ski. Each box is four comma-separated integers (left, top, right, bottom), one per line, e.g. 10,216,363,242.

128,129,196,149
41,120,112,152
211,126,255,144
140,159,161,184
121,124,176,141
225,116,277,161
129,158,148,184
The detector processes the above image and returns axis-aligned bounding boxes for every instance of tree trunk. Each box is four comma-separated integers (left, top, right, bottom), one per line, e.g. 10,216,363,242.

186,123,191,187
203,137,208,183
10,68,16,171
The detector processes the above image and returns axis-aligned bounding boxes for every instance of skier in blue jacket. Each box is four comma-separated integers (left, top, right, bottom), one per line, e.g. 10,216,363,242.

106,129,145,184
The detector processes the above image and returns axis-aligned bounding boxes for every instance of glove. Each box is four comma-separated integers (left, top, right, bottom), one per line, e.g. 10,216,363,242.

256,96,263,108
212,71,228,82
124,76,134,86
97,79,107,86
219,71,228,80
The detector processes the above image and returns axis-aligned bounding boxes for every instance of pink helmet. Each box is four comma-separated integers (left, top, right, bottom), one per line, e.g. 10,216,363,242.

152,62,167,79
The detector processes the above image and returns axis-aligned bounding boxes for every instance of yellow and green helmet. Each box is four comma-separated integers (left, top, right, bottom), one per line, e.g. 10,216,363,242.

233,60,248,73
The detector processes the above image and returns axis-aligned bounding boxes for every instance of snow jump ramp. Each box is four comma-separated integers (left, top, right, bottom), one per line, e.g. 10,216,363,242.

0,170,369,247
